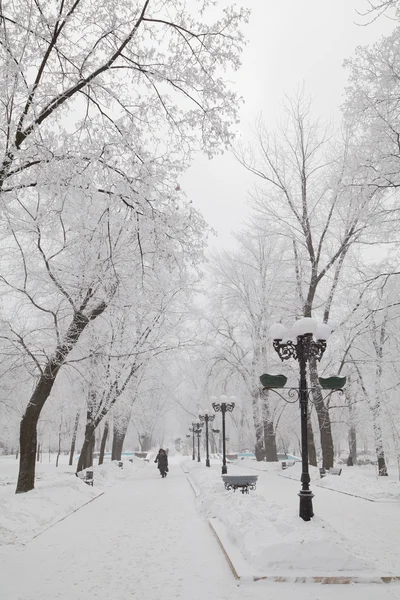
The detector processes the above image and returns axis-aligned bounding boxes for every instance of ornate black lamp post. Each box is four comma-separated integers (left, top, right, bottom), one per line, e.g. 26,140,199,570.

185,434,191,457
199,409,215,467
268,318,331,522
189,422,198,461
211,395,235,474
193,423,202,462
212,428,220,454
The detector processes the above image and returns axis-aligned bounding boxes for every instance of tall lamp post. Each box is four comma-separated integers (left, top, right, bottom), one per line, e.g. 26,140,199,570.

189,423,197,461
185,434,191,457
269,318,331,521
193,423,202,462
199,409,215,467
211,395,235,474
212,428,220,454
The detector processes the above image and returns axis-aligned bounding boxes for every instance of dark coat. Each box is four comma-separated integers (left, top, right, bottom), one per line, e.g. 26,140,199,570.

155,450,168,471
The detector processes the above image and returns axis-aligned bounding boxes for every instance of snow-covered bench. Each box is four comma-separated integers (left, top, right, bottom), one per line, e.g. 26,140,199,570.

76,468,94,486
281,460,295,470
319,467,342,478
222,474,258,494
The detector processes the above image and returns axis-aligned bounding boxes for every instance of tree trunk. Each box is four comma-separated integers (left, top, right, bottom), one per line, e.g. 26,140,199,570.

252,390,264,460
262,391,278,462
139,433,152,452
309,356,334,469
372,408,388,476
56,432,61,467
16,304,107,493
346,385,357,465
348,426,357,466
69,410,80,466
16,371,57,493
76,423,96,472
111,428,126,461
98,421,109,465
307,410,317,467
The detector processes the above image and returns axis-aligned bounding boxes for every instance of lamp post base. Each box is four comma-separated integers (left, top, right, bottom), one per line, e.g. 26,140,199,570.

221,464,227,475
298,490,314,521
206,458,210,467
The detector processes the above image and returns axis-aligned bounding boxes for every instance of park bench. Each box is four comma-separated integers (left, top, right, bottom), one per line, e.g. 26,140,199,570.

222,474,258,494
281,460,295,470
226,453,238,462
319,467,342,478
76,468,94,486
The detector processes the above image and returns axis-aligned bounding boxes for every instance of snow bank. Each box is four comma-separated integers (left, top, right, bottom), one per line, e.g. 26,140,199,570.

0,475,99,546
93,457,145,486
281,462,400,501
0,458,145,546
186,462,376,574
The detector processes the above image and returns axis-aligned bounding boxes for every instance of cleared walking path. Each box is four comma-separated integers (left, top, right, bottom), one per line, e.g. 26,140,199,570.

1,461,399,600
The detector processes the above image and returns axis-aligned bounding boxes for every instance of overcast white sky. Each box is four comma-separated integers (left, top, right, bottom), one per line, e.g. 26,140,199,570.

181,0,396,248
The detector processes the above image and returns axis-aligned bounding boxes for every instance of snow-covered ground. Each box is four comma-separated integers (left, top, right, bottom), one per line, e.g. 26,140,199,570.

1,455,400,600
280,461,400,501
186,461,390,577
0,454,145,546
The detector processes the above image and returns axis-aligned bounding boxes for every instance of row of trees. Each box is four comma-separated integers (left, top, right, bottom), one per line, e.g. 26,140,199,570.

193,2,400,473
3,0,400,486
0,0,249,492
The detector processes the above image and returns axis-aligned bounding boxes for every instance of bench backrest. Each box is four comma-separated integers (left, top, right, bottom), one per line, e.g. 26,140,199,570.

329,467,342,476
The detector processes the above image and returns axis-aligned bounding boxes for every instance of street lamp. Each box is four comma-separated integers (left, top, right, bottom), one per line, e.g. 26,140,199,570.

189,422,198,461
185,434,191,457
199,409,215,467
212,428,220,454
268,318,331,521
211,395,235,474
193,423,202,462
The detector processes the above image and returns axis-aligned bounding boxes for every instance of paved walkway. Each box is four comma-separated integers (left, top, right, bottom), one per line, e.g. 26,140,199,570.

1,462,400,600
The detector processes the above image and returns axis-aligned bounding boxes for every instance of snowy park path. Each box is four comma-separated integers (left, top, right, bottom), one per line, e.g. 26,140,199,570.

1,462,400,600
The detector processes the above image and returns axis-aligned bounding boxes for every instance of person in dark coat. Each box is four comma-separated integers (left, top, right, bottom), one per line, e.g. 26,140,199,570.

154,448,169,477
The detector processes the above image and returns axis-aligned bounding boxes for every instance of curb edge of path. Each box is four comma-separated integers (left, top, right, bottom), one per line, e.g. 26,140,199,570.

30,491,105,542
181,464,201,498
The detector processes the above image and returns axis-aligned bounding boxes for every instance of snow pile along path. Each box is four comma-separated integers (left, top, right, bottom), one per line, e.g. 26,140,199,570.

0,459,145,546
280,462,400,501
186,461,387,576
0,475,99,546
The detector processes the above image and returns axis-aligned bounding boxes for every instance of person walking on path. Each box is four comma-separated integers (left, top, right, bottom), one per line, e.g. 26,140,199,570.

154,449,169,478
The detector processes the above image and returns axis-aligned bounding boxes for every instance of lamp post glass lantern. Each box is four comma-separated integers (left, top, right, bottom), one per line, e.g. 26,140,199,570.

269,318,331,522
199,409,215,467
211,396,235,474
